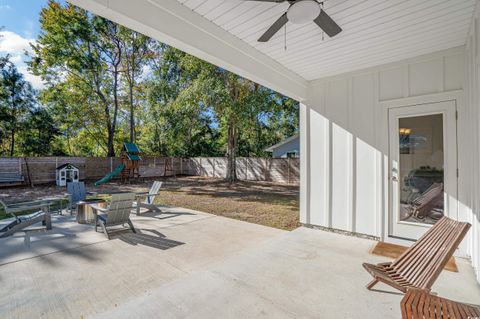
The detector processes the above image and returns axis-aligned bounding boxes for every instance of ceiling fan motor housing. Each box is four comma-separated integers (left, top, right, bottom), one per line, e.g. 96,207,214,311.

287,0,321,24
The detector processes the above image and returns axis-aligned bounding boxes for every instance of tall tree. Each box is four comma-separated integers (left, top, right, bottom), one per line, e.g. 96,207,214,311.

30,1,124,156
159,52,298,183
0,58,36,156
119,27,152,142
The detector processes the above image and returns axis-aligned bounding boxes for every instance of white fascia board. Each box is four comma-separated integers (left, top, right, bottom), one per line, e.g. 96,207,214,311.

67,0,308,101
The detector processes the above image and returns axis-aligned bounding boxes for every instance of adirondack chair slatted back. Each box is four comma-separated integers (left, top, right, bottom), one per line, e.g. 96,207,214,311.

146,181,162,204
67,182,87,205
391,216,471,289
106,193,135,226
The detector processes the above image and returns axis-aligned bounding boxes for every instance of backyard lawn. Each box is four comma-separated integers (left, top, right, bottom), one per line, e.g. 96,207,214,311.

0,176,300,231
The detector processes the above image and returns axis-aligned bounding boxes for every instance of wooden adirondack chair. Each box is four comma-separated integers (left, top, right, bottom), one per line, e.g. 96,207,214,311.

134,181,162,215
91,193,136,239
363,216,471,293
401,288,480,319
66,181,97,213
0,200,52,238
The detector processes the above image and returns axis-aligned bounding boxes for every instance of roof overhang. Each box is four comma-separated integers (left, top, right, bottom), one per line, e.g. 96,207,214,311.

66,0,308,101
66,0,475,102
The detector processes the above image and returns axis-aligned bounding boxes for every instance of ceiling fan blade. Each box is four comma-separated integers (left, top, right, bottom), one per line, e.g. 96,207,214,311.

258,13,288,42
313,10,342,37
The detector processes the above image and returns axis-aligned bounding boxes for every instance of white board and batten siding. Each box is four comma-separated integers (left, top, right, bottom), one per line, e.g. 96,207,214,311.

300,46,467,240
464,7,480,283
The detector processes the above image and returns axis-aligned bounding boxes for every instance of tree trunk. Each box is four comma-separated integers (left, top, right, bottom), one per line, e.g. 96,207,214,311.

129,82,135,142
225,120,237,183
107,127,115,157
10,128,15,157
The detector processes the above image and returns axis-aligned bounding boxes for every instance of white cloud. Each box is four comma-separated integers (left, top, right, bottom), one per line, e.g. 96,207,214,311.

0,4,11,10
0,30,44,90
0,30,35,54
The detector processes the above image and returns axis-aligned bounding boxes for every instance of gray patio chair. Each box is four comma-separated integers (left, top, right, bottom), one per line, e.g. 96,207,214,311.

66,181,97,213
134,181,163,215
0,200,52,238
91,193,136,239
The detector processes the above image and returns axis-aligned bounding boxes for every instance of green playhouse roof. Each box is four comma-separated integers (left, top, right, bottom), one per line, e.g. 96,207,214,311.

123,143,140,154
127,154,141,161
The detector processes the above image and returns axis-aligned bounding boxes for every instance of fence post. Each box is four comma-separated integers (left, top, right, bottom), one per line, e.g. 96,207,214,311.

264,158,267,182
288,157,291,184
213,158,216,178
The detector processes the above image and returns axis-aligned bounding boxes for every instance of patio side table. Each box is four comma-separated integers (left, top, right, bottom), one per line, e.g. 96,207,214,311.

76,199,107,224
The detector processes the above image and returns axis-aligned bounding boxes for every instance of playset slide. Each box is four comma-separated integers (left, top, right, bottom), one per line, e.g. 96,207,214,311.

94,163,125,186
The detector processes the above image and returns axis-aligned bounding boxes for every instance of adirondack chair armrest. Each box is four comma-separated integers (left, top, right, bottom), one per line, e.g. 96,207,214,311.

135,192,159,199
134,192,150,196
89,204,108,214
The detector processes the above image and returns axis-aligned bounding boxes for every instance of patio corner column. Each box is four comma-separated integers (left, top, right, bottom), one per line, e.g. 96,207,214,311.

300,102,310,225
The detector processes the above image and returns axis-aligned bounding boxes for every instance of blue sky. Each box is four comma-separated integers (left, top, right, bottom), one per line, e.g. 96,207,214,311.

0,0,67,89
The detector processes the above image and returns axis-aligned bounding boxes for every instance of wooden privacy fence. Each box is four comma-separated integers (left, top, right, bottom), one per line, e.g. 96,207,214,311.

190,157,299,184
0,157,299,185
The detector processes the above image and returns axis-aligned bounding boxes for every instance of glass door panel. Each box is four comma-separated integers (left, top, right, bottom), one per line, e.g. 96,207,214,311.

398,114,444,225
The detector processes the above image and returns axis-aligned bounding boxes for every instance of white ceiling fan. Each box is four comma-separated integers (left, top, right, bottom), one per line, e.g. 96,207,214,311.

242,0,342,42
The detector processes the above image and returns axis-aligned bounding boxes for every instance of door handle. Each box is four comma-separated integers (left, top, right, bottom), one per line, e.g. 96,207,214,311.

391,176,398,182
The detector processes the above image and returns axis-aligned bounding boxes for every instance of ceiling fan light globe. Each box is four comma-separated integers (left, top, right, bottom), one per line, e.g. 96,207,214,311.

287,0,321,24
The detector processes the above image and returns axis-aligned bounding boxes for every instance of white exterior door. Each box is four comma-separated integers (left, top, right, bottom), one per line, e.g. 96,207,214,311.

388,101,457,240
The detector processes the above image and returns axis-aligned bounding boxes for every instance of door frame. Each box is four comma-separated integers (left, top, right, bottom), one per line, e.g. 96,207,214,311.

387,101,458,241
379,90,463,247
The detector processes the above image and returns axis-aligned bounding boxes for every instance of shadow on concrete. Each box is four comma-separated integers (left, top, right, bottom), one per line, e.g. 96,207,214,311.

117,228,185,250
141,210,196,221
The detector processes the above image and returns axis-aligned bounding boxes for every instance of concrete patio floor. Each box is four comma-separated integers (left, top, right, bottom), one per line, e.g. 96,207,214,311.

0,208,479,319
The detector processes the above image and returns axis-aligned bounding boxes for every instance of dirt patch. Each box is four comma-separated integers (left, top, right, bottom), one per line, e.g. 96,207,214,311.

0,176,300,230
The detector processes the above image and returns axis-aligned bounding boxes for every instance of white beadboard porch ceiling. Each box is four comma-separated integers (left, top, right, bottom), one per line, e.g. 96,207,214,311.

173,0,476,81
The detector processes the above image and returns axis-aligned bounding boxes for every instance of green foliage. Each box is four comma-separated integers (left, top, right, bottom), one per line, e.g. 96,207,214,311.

0,57,37,156
18,107,62,156
1,1,298,167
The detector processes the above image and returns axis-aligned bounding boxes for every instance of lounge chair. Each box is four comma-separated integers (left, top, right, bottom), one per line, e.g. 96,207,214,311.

363,216,471,293
66,181,98,213
410,182,444,220
91,193,136,239
0,200,52,238
401,288,480,319
134,181,162,215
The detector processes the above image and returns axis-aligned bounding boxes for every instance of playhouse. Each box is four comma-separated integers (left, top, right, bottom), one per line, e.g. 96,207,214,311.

56,163,79,187
121,143,141,182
